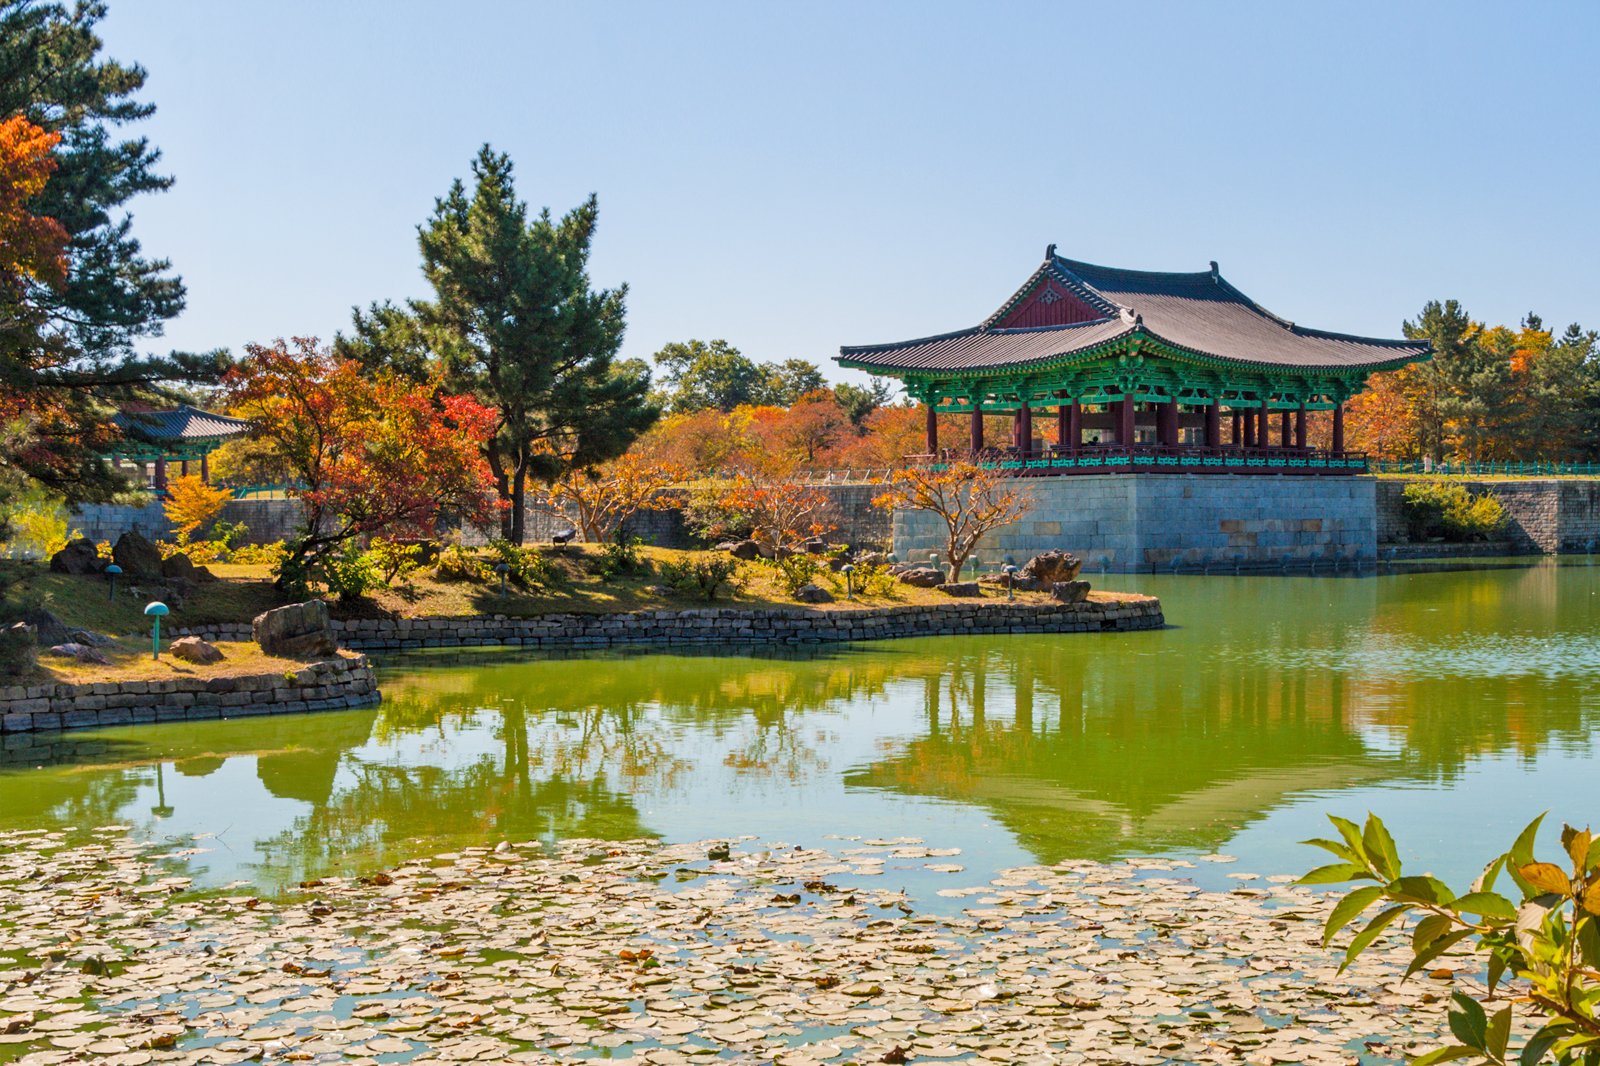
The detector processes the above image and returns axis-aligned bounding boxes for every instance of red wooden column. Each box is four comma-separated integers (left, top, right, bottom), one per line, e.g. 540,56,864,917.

1259,394,1272,449
1018,402,1033,458
1332,402,1346,453
1156,402,1176,447
1279,410,1292,447
1117,398,1136,445
1243,409,1254,447
200,452,210,483
1231,410,1243,446
154,458,168,491
970,403,984,454
1067,400,1082,450
1295,404,1308,449
1056,403,1069,449
1204,403,1221,447
925,402,938,456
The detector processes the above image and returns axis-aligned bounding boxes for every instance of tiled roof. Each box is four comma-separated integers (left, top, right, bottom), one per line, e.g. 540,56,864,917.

839,251,1430,375
114,405,252,442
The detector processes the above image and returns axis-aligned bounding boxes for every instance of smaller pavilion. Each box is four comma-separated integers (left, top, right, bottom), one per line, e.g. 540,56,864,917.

837,248,1431,475
110,405,251,490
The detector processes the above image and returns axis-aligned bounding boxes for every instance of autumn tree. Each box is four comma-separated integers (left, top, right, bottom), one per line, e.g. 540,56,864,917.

713,472,836,554
0,3,223,513
535,452,685,543
162,473,230,543
873,463,1032,581
834,379,897,428
224,338,500,592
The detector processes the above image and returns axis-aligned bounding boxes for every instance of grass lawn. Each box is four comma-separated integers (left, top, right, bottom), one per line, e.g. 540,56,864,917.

38,640,364,685
4,544,1134,685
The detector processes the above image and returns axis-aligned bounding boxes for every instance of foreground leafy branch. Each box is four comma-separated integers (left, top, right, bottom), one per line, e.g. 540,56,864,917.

1302,813,1600,1065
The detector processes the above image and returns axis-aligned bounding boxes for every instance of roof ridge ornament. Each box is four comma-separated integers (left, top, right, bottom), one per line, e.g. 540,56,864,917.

1046,243,1057,260
1209,260,1219,276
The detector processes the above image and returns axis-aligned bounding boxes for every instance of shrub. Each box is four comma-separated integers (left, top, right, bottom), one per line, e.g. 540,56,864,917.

230,541,287,568
770,553,822,596
595,533,647,581
1402,481,1508,542
0,491,74,560
322,546,383,604
487,539,559,590
0,622,35,676
658,553,742,602
828,561,896,598
1306,812,1599,1065
368,537,424,585
211,520,249,550
433,544,491,583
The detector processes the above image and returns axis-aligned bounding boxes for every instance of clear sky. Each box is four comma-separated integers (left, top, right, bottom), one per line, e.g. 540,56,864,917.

100,1,1600,387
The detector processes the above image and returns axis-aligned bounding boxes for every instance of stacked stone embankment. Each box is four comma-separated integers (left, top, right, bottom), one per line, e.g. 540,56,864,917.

0,654,377,735
176,598,1164,653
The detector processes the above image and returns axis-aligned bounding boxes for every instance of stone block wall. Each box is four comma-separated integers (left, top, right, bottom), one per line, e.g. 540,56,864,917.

892,474,1375,573
0,654,378,736
1374,478,1600,552
176,598,1164,653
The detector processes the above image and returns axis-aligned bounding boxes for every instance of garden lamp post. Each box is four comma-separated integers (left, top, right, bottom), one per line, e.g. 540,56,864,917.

494,561,510,599
1002,564,1017,601
144,601,169,660
841,563,855,600
105,563,122,602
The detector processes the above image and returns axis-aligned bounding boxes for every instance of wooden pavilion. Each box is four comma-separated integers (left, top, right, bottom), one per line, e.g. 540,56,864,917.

110,404,251,490
836,248,1430,474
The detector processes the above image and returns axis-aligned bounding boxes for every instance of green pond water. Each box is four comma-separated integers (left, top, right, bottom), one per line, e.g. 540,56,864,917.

4,558,1598,901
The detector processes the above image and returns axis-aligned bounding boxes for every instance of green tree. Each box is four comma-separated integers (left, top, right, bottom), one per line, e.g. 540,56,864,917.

653,339,767,412
762,358,826,407
0,0,223,516
416,146,656,543
833,379,896,428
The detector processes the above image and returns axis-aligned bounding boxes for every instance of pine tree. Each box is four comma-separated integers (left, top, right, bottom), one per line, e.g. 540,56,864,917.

416,146,656,543
0,1,222,515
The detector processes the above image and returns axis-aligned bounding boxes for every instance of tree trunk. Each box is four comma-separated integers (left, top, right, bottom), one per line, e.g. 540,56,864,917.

510,465,527,544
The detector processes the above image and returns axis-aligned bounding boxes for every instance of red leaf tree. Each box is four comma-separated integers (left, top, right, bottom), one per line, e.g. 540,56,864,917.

225,338,501,592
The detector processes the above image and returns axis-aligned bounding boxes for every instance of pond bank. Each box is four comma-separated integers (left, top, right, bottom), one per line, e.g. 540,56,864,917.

0,651,377,735
176,594,1164,652
0,829,1448,1065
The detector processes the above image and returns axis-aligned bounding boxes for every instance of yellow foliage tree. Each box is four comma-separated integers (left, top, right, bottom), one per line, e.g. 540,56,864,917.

162,474,231,543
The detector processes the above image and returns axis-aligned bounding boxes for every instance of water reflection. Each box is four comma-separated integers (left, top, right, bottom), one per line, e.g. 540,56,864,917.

0,560,1595,891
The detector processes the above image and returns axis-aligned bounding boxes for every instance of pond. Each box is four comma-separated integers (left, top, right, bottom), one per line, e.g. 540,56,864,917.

4,557,1597,899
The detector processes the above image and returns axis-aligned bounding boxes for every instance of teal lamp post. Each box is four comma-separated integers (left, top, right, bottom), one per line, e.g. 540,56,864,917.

1002,564,1017,601
105,563,122,601
144,601,169,660
841,563,856,600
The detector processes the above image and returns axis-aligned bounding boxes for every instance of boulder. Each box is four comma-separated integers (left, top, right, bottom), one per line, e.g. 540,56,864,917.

170,636,225,664
0,621,36,674
67,629,115,647
18,607,69,648
718,539,762,561
979,572,1038,591
253,600,338,658
1050,580,1091,604
46,642,112,665
112,530,164,580
161,552,217,583
804,538,828,555
49,538,105,576
853,551,889,568
936,582,982,597
794,583,834,604
897,567,944,589
1020,550,1083,585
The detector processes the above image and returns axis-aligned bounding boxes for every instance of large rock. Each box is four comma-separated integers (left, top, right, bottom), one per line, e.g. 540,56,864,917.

49,538,105,576
112,530,164,580
936,582,982,597
170,636,225,664
717,539,762,561
18,607,69,648
794,583,833,604
852,551,889,568
1050,580,1091,604
897,567,944,588
0,621,36,675
1020,550,1082,585
979,572,1038,591
162,552,216,583
253,600,338,658
46,642,111,665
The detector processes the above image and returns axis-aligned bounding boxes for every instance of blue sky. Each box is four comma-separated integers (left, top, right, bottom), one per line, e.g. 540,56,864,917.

102,2,1600,386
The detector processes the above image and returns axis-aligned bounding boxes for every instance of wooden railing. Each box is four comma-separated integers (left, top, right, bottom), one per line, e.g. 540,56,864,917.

901,445,1370,475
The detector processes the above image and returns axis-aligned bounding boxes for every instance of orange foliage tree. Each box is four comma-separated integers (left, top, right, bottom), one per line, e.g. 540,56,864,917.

873,462,1032,581
162,474,231,543
713,471,836,553
535,452,685,542
225,337,502,591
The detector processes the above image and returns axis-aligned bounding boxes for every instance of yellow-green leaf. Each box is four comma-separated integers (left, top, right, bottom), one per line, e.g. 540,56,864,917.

1341,904,1407,971
1299,862,1370,886
1450,891,1517,921
1323,886,1385,946
1518,862,1572,898
1560,825,1591,870
1363,814,1401,881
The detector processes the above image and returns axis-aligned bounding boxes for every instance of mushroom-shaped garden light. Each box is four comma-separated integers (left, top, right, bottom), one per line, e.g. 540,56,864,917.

144,601,169,660
494,561,511,598
105,563,122,601
841,563,856,600
1002,564,1017,601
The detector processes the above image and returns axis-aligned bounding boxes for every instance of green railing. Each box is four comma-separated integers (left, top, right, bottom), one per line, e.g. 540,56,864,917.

1371,460,1600,477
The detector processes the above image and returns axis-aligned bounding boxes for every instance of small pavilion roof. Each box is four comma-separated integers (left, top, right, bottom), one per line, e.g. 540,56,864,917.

839,249,1430,375
113,404,251,444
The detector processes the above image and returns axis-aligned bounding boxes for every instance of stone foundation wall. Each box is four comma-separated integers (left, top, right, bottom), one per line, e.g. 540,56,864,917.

175,598,1163,652
0,654,378,735
1374,478,1600,552
893,475,1375,573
